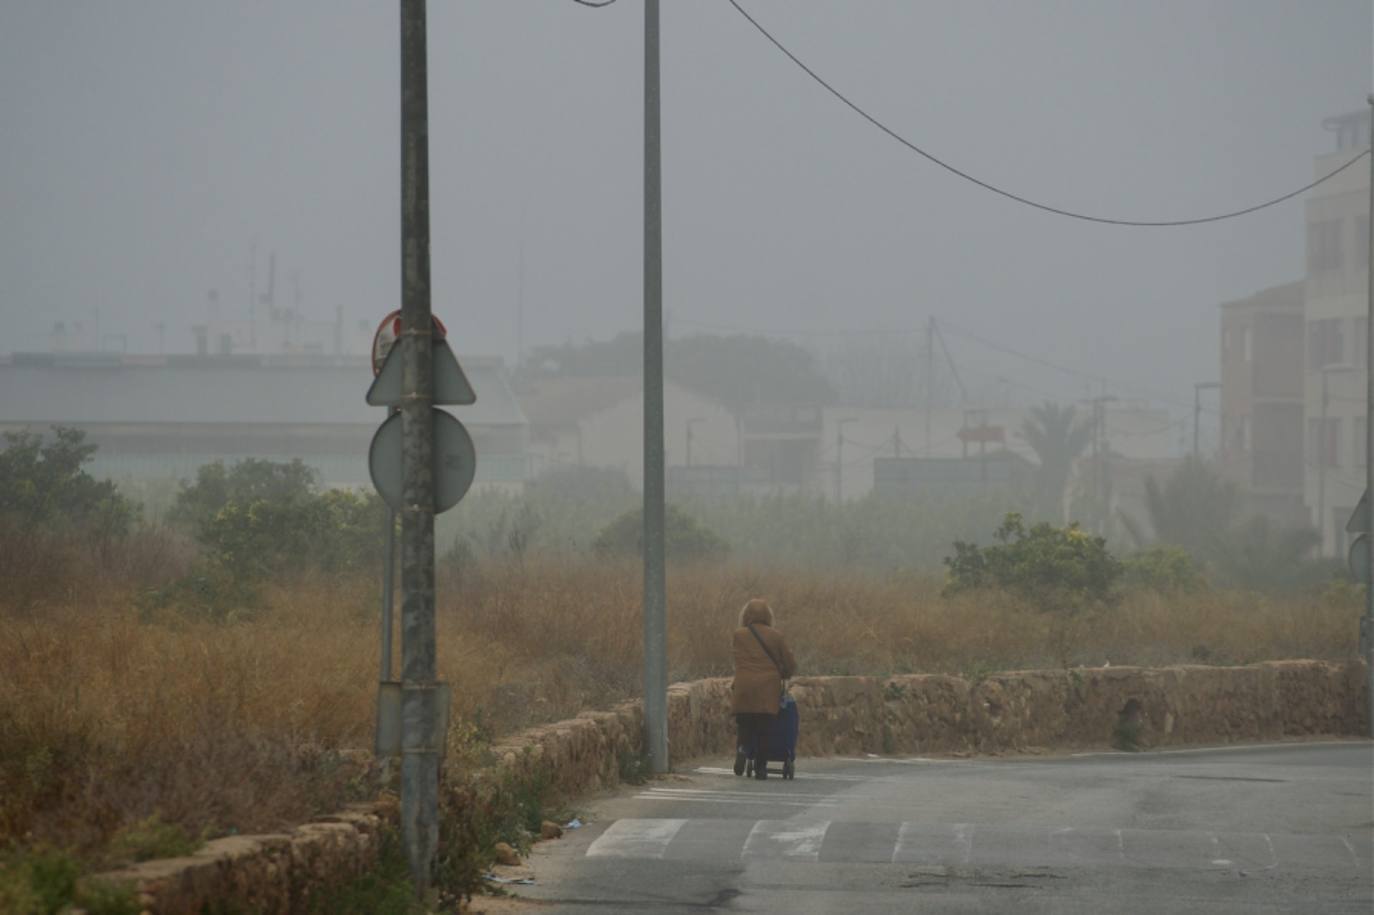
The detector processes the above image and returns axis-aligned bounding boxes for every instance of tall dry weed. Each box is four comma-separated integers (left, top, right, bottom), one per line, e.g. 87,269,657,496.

0,555,1361,860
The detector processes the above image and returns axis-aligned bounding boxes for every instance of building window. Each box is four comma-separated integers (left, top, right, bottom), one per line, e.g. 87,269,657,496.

1242,326,1252,362
1358,215,1370,268
1308,318,1344,368
1308,219,1343,272
1309,417,1341,468
1355,317,1369,369
1356,417,1368,468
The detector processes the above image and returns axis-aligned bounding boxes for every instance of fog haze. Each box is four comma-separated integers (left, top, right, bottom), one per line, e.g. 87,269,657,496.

2,0,1370,416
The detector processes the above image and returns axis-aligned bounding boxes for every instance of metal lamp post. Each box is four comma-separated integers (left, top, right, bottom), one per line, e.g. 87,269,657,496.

1192,381,1220,458
686,417,704,468
834,417,858,503
1316,363,1355,554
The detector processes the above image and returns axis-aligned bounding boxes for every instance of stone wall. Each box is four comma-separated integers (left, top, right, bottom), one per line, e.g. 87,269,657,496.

90,660,1367,912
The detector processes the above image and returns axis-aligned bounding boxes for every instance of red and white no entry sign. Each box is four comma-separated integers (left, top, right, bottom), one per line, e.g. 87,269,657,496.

370,310,448,377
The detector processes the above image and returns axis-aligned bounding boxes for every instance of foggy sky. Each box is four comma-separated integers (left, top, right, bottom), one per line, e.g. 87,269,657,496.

1,0,1370,420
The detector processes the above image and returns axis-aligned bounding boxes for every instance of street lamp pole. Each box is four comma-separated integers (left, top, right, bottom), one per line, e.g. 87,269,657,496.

641,0,668,776
1363,94,1373,738
686,417,704,468
835,417,857,503
1193,381,1220,458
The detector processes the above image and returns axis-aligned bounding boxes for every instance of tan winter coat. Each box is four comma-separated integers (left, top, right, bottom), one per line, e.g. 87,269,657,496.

731,622,797,715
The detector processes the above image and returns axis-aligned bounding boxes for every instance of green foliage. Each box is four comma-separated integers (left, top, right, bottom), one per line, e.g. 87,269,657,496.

593,504,730,560
685,488,1030,571
443,473,1030,573
0,846,118,915
1123,459,1335,594
172,459,386,580
1210,515,1330,593
0,427,137,538
944,513,1123,614
1122,545,1205,594
107,814,200,864
1134,456,1237,557
307,828,420,915
1019,402,1094,522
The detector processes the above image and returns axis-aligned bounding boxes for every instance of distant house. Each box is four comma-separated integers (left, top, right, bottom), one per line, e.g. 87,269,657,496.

1218,281,1307,527
517,375,738,490
0,352,529,489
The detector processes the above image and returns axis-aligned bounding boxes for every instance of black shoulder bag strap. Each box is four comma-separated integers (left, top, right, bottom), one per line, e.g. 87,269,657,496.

747,623,785,678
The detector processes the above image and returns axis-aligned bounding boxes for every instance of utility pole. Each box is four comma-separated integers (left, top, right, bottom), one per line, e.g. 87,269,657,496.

1318,367,1331,548
398,0,438,895
686,417,703,468
641,0,669,776
925,316,935,451
1363,94,1373,739
1193,381,1220,457
834,417,856,503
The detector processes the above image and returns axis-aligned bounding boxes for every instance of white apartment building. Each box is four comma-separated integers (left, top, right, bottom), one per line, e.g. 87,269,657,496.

1304,108,1371,556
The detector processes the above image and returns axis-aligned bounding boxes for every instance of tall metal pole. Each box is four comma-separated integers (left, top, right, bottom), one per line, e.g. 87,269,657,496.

834,425,844,503
381,508,395,681
399,0,438,895
1193,383,1202,458
925,316,935,450
1318,368,1330,551
642,0,669,775
1363,94,1373,738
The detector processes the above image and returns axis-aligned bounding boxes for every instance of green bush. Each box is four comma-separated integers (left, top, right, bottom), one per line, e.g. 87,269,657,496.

0,427,137,540
592,504,729,560
944,512,1123,614
107,814,200,864
172,459,387,581
1122,545,1205,594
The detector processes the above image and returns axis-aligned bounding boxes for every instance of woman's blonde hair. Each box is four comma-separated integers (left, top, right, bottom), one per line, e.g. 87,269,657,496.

738,598,774,628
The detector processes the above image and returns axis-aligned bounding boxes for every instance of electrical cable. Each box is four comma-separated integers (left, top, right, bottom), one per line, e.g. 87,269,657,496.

726,0,1369,227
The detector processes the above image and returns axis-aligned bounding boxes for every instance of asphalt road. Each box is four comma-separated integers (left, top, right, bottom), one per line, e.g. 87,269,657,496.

502,741,1373,914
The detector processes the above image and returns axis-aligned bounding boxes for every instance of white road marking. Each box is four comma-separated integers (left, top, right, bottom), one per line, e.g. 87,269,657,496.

1114,829,1126,863
694,766,873,782
1338,835,1361,868
1264,834,1278,870
642,786,841,801
742,820,831,861
633,794,838,809
586,818,686,859
953,823,974,864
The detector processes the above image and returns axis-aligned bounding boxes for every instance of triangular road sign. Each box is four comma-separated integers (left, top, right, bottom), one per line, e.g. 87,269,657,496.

1346,489,1369,534
366,339,477,407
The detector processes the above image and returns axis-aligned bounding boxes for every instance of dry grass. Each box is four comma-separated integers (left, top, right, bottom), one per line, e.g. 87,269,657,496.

0,554,1362,862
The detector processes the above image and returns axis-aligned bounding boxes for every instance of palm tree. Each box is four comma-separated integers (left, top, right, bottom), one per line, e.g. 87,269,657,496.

1020,402,1094,522
1136,455,1237,558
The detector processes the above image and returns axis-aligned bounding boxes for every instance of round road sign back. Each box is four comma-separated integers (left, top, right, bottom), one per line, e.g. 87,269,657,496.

368,408,476,513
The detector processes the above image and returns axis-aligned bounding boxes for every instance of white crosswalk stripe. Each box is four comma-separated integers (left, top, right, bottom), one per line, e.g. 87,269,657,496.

585,818,686,859
742,820,831,861
582,818,1373,872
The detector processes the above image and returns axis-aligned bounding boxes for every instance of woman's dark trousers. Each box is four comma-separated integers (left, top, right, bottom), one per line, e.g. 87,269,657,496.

736,712,774,778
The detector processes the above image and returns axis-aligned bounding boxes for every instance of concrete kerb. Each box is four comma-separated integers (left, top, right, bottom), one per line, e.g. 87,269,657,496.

83,660,1368,913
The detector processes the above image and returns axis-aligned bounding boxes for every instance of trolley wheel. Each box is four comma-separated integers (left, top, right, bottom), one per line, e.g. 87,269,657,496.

783,760,794,780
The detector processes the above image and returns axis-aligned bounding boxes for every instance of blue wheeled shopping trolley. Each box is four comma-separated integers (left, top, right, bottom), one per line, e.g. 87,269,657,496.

745,692,798,780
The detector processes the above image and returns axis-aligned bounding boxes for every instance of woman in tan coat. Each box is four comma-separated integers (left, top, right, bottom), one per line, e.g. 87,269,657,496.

731,598,797,779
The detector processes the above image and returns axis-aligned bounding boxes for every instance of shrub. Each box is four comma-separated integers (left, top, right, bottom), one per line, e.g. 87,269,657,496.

1122,545,1205,594
170,459,387,586
592,504,729,560
944,513,1123,614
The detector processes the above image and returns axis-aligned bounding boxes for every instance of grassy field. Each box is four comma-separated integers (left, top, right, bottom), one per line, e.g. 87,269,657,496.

0,548,1363,882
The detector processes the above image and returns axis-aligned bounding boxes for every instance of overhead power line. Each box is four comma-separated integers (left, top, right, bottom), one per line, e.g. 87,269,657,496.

726,0,1369,227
